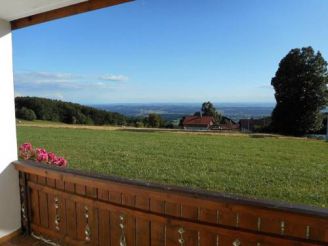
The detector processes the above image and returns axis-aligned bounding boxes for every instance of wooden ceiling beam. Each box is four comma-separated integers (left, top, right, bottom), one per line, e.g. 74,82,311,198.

11,0,133,30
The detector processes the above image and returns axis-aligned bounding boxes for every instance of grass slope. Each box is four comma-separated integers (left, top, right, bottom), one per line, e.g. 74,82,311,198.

17,125,328,208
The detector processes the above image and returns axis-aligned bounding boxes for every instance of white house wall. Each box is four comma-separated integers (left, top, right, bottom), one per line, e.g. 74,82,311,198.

0,19,20,239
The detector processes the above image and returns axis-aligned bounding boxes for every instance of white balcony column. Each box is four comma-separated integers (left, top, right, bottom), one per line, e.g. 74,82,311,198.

0,19,20,239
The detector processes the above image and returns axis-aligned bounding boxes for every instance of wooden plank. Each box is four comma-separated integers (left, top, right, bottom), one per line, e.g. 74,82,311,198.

164,224,176,246
58,195,67,236
199,230,219,245
125,215,136,246
11,0,133,30
64,182,75,193
165,201,180,217
39,191,49,228
55,179,65,190
122,193,136,207
29,174,37,183
86,186,98,199
222,210,240,228
150,221,166,246
66,199,77,240
91,207,99,245
109,211,120,246
98,189,110,201
20,172,31,234
76,203,87,241
30,188,40,225
184,228,200,245
181,204,199,220
135,195,150,245
199,207,219,224
136,218,150,246
109,190,122,204
135,195,150,211
46,178,56,188
37,175,46,185
150,199,165,214
47,193,56,232
98,209,110,246
75,184,86,195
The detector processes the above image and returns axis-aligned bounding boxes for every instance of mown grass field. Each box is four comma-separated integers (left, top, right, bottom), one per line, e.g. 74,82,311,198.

17,125,328,208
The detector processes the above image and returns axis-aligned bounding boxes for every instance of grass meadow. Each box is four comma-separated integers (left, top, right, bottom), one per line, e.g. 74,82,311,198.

17,125,328,208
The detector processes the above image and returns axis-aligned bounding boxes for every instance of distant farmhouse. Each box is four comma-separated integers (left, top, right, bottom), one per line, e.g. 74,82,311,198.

181,115,239,131
182,116,215,131
211,116,239,131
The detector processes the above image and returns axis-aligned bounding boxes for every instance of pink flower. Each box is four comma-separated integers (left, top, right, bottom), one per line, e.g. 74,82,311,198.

47,152,58,164
19,143,33,152
53,157,68,167
19,143,34,160
36,148,48,163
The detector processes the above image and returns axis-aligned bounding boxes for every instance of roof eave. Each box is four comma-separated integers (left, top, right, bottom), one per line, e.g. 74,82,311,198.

10,0,133,30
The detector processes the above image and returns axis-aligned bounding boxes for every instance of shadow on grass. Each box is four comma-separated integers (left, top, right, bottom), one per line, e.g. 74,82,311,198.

117,128,166,133
249,134,279,139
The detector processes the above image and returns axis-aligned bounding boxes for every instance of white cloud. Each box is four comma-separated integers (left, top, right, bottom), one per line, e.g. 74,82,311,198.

14,71,129,91
15,71,78,83
14,71,114,90
14,71,83,89
13,71,129,103
99,74,129,82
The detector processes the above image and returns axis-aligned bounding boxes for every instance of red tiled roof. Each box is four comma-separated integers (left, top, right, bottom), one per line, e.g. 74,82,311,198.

182,116,215,126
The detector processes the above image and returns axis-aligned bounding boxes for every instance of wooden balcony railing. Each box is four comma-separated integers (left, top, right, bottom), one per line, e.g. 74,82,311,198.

14,160,328,245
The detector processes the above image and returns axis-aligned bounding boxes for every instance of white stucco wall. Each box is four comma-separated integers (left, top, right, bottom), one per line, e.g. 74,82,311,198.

0,19,20,238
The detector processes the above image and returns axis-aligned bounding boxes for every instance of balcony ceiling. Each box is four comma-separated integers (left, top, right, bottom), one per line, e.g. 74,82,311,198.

0,0,131,30
0,0,87,21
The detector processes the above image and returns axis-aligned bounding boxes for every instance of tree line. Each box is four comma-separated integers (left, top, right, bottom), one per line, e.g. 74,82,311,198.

15,97,128,125
15,96,173,128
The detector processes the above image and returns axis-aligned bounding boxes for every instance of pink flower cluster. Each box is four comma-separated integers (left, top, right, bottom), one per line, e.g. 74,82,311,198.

19,143,68,168
19,143,34,160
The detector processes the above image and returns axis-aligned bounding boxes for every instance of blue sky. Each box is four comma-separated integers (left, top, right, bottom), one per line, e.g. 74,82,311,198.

13,0,328,104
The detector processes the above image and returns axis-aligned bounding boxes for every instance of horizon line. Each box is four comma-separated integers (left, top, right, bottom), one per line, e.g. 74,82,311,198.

90,101,276,105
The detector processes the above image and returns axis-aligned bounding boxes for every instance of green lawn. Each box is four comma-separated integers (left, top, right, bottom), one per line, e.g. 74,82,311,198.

17,126,328,208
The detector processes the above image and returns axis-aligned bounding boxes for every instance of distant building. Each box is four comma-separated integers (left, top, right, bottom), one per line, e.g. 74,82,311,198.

210,116,239,131
182,116,215,131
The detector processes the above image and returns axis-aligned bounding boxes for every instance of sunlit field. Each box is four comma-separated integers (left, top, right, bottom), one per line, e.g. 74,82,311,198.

17,125,328,208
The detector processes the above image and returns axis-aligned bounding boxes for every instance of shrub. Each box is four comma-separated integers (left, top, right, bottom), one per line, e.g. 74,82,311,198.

16,107,37,121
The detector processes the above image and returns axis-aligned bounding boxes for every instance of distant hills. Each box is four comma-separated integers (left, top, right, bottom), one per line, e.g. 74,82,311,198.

94,103,275,122
15,97,275,127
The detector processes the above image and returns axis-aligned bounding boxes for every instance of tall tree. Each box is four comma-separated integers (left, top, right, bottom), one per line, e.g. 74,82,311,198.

271,47,328,135
144,113,164,128
201,101,222,122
